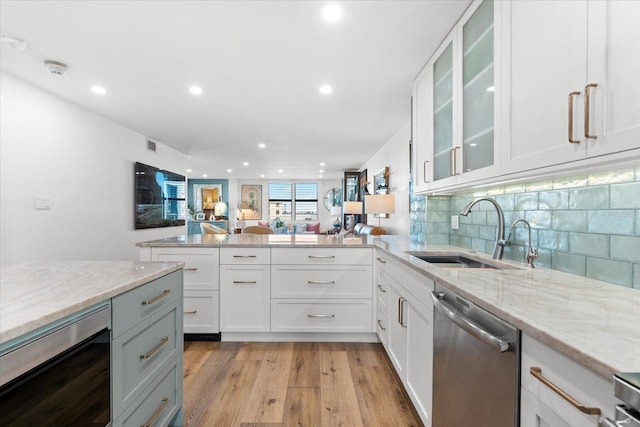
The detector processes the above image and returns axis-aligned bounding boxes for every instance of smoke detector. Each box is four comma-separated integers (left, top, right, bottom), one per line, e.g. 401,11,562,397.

0,34,28,52
44,60,69,75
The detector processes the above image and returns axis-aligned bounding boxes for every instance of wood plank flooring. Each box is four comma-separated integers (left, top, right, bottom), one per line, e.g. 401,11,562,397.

183,341,423,427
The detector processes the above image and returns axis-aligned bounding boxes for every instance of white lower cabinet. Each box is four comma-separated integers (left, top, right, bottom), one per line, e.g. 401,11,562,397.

378,252,434,427
149,247,219,334
220,248,271,332
520,333,619,427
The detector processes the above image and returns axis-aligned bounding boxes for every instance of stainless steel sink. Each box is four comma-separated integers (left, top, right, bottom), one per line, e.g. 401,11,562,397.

406,253,517,270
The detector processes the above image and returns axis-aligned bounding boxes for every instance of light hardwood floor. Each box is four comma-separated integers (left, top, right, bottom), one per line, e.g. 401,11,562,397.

182,341,424,427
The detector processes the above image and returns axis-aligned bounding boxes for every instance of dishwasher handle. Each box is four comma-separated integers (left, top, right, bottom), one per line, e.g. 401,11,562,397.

431,292,512,353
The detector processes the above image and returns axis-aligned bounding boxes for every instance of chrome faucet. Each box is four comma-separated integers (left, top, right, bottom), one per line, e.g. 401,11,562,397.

460,197,505,259
499,219,539,268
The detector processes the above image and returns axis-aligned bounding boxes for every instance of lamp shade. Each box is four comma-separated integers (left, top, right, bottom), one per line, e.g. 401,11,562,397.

330,205,342,216
343,201,363,215
364,194,395,214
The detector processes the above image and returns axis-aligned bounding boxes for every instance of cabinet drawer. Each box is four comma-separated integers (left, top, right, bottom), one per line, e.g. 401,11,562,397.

271,299,372,332
271,266,372,298
183,290,219,334
271,248,372,265
521,334,618,425
112,270,181,337
112,305,179,416
152,248,218,291
114,362,179,427
220,247,270,264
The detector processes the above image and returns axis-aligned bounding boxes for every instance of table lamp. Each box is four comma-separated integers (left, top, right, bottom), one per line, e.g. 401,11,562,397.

343,201,362,231
330,205,342,229
364,194,395,229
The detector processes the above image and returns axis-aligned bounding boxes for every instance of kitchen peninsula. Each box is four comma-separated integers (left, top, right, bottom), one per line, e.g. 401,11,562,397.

138,233,640,426
0,261,185,427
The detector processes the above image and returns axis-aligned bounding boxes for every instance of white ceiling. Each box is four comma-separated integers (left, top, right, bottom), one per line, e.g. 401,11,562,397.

0,0,470,180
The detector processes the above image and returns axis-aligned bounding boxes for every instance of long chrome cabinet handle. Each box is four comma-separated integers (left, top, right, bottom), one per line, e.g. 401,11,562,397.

377,284,387,293
233,255,257,258
376,257,386,264
141,397,169,427
568,91,581,143
140,336,169,360
453,146,460,175
423,160,429,183
431,292,511,352
184,310,198,314
184,267,198,271
398,297,407,327
308,255,335,259
307,280,335,285
141,290,170,306
377,319,386,331
233,280,257,284
308,314,335,318
529,367,601,415
449,149,456,176
584,83,598,139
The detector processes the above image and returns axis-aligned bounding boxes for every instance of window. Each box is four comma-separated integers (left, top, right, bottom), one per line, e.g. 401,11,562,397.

268,182,318,221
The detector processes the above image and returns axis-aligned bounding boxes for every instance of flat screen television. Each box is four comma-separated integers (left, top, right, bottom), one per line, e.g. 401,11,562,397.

134,162,186,229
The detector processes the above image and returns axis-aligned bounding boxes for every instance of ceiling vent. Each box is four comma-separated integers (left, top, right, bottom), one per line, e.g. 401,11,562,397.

146,139,157,152
44,60,68,75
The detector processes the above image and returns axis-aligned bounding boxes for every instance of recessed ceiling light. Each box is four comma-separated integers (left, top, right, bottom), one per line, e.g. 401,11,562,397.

258,142,266,149
243,162,249,166
319,84,333,95
320,162,326,167
189,85,203,95
1,34,28,51
319,175,323,178
319,169,325,173
202,174,208,178
278,169,284,173
187,169,192,173
91,85,106,95
260,174,265,178
227,169,233,173
322,4,343,22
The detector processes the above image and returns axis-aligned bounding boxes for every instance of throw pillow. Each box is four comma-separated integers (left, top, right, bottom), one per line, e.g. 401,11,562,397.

258,221,270,228
307,223,320,234
295,224,308,234
273,226,288,234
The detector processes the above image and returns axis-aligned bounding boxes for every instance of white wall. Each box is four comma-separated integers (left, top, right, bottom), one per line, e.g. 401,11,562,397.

361,122,411,235
0,72,188,267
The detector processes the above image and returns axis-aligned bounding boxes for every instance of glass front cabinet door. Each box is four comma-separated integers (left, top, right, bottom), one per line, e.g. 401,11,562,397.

413,0,501,192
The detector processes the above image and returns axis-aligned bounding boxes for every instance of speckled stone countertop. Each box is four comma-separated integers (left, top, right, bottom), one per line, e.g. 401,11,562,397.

373,236,640,380
136,233,376,247
0,260,184,345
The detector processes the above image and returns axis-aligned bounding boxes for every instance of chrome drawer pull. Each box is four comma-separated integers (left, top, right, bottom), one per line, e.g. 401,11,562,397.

141,397,169,427
308,280,336,285
233,255,257,258
184,310,198,314
377,284,387,293
568,91,581,143
584,83,598,139
308,255,335,259
140,337,169,360
529,367,601,415
184,267,198,271
308,314,335,318
141,290,170,306
398,297,407,328
377,319,386,331
233,280,257,284
376,257,387,264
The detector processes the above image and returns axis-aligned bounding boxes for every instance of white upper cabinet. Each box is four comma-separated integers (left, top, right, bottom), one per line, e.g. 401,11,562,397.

413,0,501,192
503,0,640,174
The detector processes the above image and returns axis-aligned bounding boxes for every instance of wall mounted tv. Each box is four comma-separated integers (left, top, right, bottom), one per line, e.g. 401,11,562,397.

135,162,186,229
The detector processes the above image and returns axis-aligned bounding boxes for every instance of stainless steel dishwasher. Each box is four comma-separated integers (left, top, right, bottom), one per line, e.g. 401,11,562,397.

431,284,520,427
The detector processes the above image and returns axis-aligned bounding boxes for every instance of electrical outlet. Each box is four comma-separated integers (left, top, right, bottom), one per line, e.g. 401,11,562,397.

451,215,459,230
35,196,51,210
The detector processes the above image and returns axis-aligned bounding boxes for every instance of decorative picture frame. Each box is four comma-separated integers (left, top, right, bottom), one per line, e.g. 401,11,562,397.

195,213,206,220
240,185,262,220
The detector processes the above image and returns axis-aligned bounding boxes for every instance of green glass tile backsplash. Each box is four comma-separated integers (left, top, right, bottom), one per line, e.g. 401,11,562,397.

409,167,640,289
